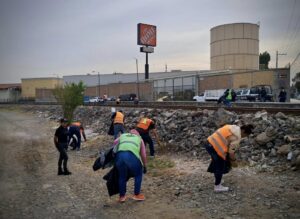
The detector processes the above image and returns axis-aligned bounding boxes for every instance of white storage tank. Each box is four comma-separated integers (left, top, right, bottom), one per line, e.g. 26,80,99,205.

210,23,259,71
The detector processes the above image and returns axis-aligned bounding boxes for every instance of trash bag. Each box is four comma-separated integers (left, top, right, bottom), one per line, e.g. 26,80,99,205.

108,122,114,136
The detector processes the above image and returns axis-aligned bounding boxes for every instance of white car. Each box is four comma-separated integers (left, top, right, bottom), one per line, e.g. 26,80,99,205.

193,94,205,102
89,97,101,103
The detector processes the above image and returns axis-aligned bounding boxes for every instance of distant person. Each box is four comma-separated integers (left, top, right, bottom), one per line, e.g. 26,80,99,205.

54,118,71,175
68,122,87,151
116,98,121,104
260,87,267,102
113,129,147,202
204,124,254,192
136,117,160,157
222,89,236,107
278,88,287,102
134,97,139,105
111,110,125,139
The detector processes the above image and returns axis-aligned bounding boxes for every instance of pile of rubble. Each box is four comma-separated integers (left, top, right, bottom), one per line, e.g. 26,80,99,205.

29,105,300,171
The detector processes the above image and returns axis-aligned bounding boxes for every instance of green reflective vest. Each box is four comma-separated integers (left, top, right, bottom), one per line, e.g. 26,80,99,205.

117,133,142,163
226,89,232,100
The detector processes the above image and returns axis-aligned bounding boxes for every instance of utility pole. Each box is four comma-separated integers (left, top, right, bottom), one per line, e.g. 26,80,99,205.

98,72,100,97
135,58,140,98
276,51,287,68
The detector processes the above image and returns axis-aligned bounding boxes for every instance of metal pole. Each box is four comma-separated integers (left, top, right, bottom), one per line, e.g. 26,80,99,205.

98,72,100,97
276,51,278,69
145,52,149,79
135,58,140,98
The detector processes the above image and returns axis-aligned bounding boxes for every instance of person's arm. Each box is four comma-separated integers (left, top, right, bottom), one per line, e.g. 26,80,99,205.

111,112,116,121
228,125,241,160
81,128,87,141
139,139,147,166
54,135,58,147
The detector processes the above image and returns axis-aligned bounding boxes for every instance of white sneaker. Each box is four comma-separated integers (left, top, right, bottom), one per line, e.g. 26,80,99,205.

214,184,229,192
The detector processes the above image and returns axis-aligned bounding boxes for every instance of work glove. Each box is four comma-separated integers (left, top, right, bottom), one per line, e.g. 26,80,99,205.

143,166,147,174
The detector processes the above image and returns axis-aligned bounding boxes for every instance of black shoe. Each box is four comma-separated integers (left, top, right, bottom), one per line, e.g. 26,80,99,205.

63,170,72,175
58,169,64,175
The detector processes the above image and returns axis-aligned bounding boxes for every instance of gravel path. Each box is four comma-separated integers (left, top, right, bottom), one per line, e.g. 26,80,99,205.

0,107,299,219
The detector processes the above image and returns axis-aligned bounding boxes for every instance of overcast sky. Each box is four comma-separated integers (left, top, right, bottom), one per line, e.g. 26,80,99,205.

0,0,299,83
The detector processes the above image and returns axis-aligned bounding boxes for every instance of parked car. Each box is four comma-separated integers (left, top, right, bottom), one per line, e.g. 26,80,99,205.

107,96,116,101
246,85,273,102
236,89,250,101
89,97,103,103
119,93,137,101
193,93,205,102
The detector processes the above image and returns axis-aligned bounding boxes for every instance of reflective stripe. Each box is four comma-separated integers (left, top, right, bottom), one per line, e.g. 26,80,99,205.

119,140,139,148
215,130,228,146
210,136,226,159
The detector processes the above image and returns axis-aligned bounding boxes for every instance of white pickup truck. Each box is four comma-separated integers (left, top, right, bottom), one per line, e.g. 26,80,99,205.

193,89,226,102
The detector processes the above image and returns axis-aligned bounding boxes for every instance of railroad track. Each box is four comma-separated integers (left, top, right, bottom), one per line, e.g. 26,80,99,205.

86,101,300,115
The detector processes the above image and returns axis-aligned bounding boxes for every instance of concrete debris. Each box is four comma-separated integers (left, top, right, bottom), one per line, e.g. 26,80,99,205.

23,105,300,172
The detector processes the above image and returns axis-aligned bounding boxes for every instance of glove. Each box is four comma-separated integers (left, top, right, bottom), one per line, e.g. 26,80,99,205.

143,166,147,174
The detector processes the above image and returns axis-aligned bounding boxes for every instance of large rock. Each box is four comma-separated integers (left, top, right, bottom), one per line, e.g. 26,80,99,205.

275,112,288,120
213,108,237,127
277,144,291,155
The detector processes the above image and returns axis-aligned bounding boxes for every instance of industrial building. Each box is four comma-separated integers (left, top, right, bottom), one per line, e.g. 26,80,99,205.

0,83,21,103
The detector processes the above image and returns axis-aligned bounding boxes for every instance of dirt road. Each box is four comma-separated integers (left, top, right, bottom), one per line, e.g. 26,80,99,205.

0,107,299,219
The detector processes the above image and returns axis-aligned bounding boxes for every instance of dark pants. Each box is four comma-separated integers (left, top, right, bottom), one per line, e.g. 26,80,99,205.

114,123,125,139
115,151,143,196
139,132,155,156
57,143,68,171
205,144,227,185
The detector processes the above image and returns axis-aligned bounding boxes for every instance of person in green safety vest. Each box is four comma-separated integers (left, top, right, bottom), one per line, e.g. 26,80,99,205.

113,129,147,203
223,89,236,107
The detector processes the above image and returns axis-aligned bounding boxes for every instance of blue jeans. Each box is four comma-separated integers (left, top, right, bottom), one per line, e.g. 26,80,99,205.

115,151,143,196
139,132,155,156
223,99,232,107
114,123,125,139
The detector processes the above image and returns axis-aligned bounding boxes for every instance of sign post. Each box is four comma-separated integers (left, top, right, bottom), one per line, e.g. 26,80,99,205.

137,23,157,80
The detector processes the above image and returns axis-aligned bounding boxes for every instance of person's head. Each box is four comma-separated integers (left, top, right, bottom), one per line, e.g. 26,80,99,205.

59,118,68,127
240,124,254,138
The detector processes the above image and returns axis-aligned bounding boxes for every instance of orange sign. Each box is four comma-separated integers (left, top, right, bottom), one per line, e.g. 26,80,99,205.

137,23,157,47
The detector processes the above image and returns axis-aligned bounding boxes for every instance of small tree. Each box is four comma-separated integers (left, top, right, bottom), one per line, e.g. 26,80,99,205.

259,51,271,69
53,81,85,122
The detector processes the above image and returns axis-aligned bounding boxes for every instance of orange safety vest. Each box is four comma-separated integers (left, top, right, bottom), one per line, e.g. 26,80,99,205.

137,118,153,130
114,112,124,124
207,125,232,160
72,122,81,127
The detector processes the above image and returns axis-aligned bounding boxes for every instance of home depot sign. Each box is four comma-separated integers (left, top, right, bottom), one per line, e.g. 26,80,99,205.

137,23,157,47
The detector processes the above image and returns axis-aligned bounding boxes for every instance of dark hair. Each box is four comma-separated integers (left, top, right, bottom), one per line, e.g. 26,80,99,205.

60,118,68,123
241,124,254,135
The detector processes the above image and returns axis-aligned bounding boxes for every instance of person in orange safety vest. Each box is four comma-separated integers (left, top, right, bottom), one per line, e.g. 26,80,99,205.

136,117,160,157
111,110,125,139
205,124,254,192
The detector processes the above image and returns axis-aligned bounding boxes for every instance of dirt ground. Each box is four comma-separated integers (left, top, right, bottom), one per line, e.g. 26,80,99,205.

0,107,299,219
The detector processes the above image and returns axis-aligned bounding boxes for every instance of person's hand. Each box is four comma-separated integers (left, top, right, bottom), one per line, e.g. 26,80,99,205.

143,166,147,174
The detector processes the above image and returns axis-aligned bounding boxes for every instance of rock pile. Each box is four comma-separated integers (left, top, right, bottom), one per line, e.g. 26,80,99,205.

27,105,300,171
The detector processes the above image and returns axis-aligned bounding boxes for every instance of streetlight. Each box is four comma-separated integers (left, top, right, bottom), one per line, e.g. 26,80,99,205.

92,71,101,97
134,58,140,99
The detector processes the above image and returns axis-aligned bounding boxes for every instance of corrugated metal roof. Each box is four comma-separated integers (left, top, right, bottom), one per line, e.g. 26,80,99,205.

0,83,21,90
